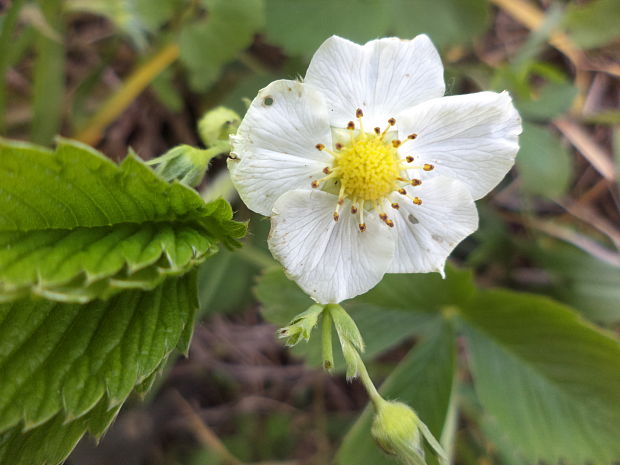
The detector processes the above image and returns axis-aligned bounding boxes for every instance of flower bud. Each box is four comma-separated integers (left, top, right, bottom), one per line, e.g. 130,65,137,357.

198,107,241,147
147,145,216,187
371,401,425,464
277,304,324,347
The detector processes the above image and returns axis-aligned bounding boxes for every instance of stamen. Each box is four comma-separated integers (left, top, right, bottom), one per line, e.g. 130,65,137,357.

407,195,422,205
405,156,414,163
347,121,355,130
356,108,364,118
335,143,343,150
407,133,417,140
355,108,365,134
315,143,325,151
358,200,365,232
411,179,422,186
379,212,388,221
392,140,401,148
374,127,381,135
388,117,396,126
351,205,358,214
333,211,340,221
398,188,407,195
423,163,434,171
310,171,337,188
391,202,400,209
386,219,394,227
323,166,332,174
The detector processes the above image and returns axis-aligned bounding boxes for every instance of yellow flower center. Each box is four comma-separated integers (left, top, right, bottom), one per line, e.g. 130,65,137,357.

333,132,400,202
312,109,433,232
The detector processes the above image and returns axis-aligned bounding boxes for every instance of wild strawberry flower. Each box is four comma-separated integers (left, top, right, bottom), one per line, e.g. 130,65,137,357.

229,35,521,304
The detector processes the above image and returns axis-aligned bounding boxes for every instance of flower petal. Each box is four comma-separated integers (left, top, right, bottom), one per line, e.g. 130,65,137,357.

397,91,522,200
229,80,333,216
268,189,396,304
304,35,445,129
388,177,478,274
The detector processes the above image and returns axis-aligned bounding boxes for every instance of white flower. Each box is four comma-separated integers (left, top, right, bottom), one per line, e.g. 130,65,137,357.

229,35,522,304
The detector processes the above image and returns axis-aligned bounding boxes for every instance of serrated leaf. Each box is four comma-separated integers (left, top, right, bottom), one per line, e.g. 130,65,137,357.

0,395,120,465
461,289,620,464
337,319,457,465
0,138,245,302
0,273,196,437
179,0,265,91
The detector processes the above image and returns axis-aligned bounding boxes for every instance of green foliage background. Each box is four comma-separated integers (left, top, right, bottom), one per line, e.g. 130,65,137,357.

0,0,619,464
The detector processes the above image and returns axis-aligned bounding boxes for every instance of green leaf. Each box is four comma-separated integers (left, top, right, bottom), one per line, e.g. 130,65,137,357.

390,0,490,50
461,289,620,464
0,395,120,465
31,0,64,145
179,0,265,91
337,319,457,465
516,81,578,121
0,138,245,302
264,0,390,57
516,122,572,198
564,0,620,49
0,274,197,436
532,241,620,324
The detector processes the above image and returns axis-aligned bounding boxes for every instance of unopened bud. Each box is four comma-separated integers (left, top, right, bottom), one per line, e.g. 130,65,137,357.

371,401,424,463
147,145,216,187
198,107,241,147
277,304,324,347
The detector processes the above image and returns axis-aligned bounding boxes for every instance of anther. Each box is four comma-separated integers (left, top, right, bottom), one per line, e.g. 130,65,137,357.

374,127,381,135
337,197,344,205
323,167,332,174
411,179,422,186
412,197,422,205
356,108,364,118
386,219,394,227
379,213,388,221
335,143,343,150
391,202,400,209
347,121,355,130
423,163,434,171
315,143,325,151
398,188,407,195
351,205,358,214
388,117,396,126
359,223,367,232
407,133,417,140
392,140,401,148
311,180,320,188
405,156,414,163
333,212,340,222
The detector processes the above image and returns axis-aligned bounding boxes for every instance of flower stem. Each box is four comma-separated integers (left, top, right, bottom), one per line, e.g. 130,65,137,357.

355,354,385,410
321,309,334,372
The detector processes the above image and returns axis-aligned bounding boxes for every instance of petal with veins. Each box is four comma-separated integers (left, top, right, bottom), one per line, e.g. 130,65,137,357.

304,35,445,129
397,91,522,200
388,177,478,274
268,189,396,304
229,80,333,216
